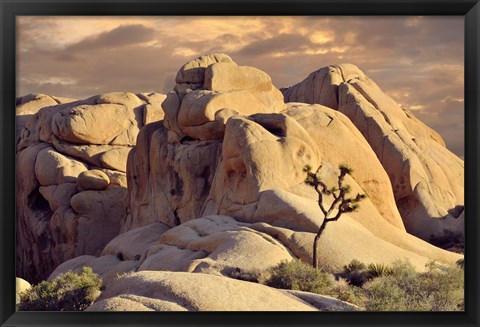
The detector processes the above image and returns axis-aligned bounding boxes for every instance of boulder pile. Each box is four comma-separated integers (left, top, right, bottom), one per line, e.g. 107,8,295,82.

16,54,464,310
16,91,165,282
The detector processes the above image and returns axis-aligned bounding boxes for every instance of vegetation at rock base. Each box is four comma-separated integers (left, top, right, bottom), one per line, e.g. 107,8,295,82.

339,259,370,287
265,259,334,294
18,267,102,311
366,263,394,278
304,164,366,268
363,259,464,311
263,258,464,311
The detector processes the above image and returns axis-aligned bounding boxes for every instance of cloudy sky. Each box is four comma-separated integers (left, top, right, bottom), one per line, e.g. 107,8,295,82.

16,16,464,157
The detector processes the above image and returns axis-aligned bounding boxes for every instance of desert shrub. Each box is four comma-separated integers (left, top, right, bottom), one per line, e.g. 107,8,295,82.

418,264,464,311
363,260,464,311
363,277,411,311
389,259,417,276
387,259,420,296
345,259,366,272
18,267,102,311
339,260,370,287
329,278,361,305
265,259,333,294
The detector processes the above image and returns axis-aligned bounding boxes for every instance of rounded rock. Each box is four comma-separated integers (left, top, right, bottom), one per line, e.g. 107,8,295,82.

78,169,110,190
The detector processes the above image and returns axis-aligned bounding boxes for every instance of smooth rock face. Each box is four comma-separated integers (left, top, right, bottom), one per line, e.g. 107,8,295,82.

282,64,464,241
201,109,460,270
16,92,165,283
86,271,321,311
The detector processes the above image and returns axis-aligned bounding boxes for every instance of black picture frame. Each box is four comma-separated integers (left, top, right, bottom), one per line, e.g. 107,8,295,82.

1,0,479,326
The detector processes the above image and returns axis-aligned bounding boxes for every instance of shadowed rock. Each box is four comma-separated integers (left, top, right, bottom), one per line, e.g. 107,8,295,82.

16,91,165,283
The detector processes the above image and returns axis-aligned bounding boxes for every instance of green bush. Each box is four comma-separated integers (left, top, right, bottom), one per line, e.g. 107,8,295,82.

18,267,102,311
363,276,412,311
329,278,360,305
363,260,464,311
263,258,463,311
265,259,334,294
418,264,464,311
345,259,366,273
340,260,370,287
389,259,417,277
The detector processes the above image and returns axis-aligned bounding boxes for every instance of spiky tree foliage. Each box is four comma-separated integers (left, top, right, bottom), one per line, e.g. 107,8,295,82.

304,164,366,268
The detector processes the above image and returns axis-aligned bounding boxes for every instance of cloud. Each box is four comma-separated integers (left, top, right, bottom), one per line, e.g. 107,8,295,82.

66,24,157,52
235,33,315,56
16,16,464,157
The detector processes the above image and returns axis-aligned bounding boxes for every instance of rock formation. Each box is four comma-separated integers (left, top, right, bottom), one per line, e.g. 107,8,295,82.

123,54,460,274
85,271,359,311
124,54,286,231
17,54,464,311
282,64,464,242
16,91,165,282
48,55,460,299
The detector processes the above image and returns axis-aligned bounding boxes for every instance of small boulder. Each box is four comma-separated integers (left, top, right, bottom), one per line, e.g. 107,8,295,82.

78,170,110,190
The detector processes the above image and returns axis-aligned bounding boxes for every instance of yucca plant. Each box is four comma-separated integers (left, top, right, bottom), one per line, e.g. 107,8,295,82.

367,263,393,278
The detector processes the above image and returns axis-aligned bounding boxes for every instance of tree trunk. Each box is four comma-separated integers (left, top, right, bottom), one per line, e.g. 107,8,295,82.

313,220,327,269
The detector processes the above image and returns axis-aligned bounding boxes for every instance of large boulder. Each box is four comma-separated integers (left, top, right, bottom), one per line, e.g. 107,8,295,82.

86,271,359,311
136,215,294,275
282,64,464,242
16,92,165,283
16,93,75,144
164,53,286,142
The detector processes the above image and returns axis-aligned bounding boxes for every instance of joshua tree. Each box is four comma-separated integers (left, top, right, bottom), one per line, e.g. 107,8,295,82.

304,164,366,269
